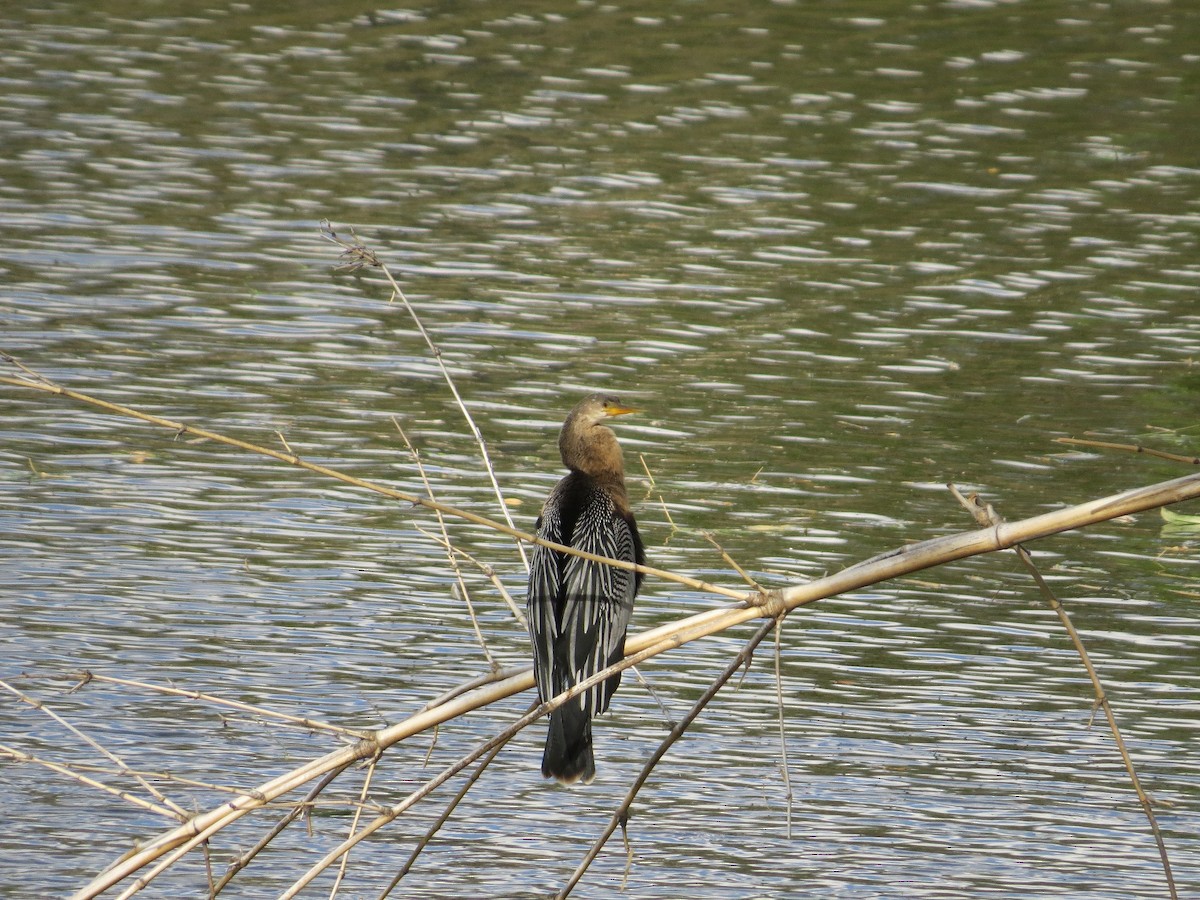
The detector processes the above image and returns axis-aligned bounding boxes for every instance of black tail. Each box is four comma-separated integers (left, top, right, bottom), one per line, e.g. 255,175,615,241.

542,703,595,785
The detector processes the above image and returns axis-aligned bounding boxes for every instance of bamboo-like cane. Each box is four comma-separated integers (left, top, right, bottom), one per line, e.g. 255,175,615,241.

320,221,532,574
64,466,1200,899
6,353,1196,897
948,485,1177,900
0,364,747,605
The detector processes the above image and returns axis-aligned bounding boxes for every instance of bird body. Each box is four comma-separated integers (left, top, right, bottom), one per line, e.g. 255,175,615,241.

527,394,644,785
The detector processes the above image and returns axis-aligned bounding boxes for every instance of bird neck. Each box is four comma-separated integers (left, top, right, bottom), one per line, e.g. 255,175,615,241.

560,423,627,490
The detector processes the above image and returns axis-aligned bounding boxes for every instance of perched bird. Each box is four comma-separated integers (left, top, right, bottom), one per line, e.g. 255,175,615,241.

527,394,645,785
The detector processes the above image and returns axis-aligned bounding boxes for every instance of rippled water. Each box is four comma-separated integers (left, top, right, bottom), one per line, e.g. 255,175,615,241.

2,2,1199,897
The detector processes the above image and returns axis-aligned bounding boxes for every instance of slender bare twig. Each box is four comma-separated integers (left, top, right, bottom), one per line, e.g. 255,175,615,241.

558,617,778,898
949,485,1176,900
639,453,676,532
0,743,181,821
395,419,498,671
0,361,745,602
413,525,527,630
1055,436,1200,466
627,664,676,731
772,617,794,840
0,679,189,819
0,347,54,384
329,750,383,899
620,820,633,890
202,841,215,897
375,707,531,899
320,221,530,573
0,750,250,800
703,531,763,592
422,724,439,767
56,672,367,740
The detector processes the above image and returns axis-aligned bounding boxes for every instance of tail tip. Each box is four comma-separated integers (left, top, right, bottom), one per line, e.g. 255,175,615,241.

542,754,596,786
541,721,596,785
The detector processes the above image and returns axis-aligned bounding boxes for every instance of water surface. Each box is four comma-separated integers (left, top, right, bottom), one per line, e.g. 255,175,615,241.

2,1,1198,897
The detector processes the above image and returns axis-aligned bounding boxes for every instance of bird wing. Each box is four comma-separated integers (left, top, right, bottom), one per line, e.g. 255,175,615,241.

526,480,639,718
557,489,638,717
527,493,567,707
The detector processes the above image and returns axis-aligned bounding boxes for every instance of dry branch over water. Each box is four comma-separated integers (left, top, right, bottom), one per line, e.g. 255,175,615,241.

1,230,1188,898
2,356,1190,899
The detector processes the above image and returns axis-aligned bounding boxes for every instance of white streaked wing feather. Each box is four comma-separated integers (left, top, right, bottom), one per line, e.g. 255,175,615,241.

527,498,565,704
526,478,639,718
560,489,637,717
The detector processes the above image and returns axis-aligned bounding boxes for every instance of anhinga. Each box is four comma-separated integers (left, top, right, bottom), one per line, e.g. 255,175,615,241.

527,394,645,785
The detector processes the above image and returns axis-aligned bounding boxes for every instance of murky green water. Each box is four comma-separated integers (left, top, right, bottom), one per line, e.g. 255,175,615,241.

2,1,1198,897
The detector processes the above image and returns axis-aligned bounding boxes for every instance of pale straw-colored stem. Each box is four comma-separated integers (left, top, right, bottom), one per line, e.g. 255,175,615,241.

321,222,530,572
0,367,744,602
69,466,1200,899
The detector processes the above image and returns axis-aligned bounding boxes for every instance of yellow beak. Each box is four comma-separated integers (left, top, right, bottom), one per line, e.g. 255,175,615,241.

603,402,640,417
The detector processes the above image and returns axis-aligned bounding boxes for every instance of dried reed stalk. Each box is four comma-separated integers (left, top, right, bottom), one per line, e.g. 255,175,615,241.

0,363,746,605
49,457,1196,898
321,221,531,573
950,486,1177,899
4,227,1191,897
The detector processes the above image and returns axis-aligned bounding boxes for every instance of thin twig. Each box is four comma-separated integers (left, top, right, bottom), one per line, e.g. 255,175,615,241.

56,672,367,740
773,617,794,840
395,419,498,671
329,750,383,899
627,665,676,731
0,751,250,800
1055,436,1200,466
703,531,764,592
413,525,527,630
0,360,745,602
0,679,189,819
620,819,633,890
202,841,214,897
321,221,530,573
422,724,439,767
0,347,54,384
558,618,778,898
0,743,181,821
948,484,1176,900
639,453,676,532
375,707,530,899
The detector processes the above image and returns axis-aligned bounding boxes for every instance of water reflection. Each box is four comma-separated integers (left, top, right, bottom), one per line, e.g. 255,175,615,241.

2,0,1199,896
